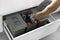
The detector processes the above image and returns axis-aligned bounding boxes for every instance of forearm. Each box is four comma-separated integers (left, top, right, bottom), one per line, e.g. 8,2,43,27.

39,0,60,15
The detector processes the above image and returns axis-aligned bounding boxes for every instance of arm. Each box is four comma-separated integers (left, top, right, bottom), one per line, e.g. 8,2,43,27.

38,0,60,15
33,0,60,21
33,0,60,20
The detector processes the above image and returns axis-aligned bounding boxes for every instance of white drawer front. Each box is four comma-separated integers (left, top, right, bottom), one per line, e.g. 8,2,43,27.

14,19,60,40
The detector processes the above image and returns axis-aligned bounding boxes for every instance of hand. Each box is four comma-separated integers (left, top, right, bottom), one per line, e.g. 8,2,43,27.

32,12,42,21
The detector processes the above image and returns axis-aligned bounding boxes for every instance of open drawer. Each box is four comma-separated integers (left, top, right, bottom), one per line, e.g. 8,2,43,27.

3,6,60,40
3,15,60,40
1,0,60,40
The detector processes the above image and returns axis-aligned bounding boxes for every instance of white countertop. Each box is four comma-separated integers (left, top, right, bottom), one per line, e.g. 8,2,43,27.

0,0,44,15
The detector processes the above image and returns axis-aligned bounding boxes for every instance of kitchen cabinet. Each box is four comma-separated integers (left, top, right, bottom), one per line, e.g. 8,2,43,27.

0,0,60,40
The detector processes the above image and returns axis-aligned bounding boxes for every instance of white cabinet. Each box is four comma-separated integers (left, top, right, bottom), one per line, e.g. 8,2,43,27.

13,19,60,40
0,0,44,33
0,0,60,40
3,13,60,40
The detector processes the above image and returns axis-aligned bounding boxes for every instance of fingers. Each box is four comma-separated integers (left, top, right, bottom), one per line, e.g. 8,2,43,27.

32,14,42,23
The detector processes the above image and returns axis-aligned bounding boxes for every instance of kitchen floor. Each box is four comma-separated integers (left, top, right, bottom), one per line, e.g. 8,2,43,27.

0,26,60,40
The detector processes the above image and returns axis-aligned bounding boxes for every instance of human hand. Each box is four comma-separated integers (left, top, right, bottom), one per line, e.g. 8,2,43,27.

32,12,42,21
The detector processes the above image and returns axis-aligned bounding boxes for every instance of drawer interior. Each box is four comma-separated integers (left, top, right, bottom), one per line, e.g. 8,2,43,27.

3,0,56,38
2,0,60,39
3,7,52,38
